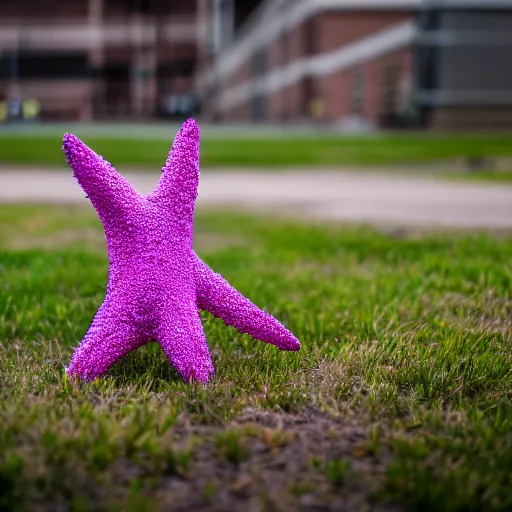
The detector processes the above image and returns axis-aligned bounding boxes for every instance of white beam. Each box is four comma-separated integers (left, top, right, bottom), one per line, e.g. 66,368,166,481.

216,21,417,111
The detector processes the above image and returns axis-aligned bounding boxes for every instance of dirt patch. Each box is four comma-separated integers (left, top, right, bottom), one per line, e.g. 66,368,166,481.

24,407,402,512
123,407,400,512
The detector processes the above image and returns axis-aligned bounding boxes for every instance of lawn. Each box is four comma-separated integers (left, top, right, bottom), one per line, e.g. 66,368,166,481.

0,131,511,168
1,205,512,511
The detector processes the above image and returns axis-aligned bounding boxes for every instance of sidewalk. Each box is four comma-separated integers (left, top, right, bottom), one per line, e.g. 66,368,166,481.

1,168,512,229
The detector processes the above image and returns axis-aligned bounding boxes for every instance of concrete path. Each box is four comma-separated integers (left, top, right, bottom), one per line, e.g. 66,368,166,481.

1,169,511,229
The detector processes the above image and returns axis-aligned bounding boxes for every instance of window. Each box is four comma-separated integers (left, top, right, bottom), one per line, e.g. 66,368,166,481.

0,52,89,80
349,67,365,115
105,0,193,15
251,47,267,78
380,62,400,115
157,61,195,79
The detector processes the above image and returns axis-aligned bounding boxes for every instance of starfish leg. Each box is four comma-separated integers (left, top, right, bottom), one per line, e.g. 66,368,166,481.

193,255,300,351
63,134,143,228
149,117,214,384
149,118,200,239
67,298,147,380
157,300,214,384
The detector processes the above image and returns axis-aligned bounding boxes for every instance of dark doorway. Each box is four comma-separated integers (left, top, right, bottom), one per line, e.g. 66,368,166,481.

102,63,130,117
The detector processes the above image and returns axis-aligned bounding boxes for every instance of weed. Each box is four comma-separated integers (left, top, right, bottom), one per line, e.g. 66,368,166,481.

215,430,250,465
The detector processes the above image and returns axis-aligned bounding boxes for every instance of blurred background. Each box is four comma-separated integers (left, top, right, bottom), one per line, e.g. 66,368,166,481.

0,0,511,131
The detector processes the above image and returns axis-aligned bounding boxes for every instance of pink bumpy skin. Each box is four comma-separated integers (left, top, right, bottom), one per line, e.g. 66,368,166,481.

63,118,300,384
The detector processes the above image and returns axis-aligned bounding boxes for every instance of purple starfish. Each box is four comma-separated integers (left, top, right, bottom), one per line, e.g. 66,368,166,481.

63,118,299,384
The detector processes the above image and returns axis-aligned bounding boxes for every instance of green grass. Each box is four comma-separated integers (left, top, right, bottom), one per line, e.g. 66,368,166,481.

0,132,511,168
1,205,512,511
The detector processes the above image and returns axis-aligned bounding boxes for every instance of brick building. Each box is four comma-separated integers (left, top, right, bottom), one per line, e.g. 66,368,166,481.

196,0,512,130
0,0,263,121
0,0,199,120
2,0,511,128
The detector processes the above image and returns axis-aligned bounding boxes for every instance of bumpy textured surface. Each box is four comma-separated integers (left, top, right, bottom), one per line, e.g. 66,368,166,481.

63,118,300,384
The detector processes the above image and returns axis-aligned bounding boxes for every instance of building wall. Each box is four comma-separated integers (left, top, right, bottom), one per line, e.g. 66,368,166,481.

207,8,415,127
0,0,88,19
319,46,412,125
316,11,411,53
199,1,512,130
429,107,512,131
0,0,199,121
13,79,93,120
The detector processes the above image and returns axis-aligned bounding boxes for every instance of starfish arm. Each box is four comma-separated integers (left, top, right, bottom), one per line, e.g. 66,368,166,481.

62,134,142,225
193,254,300,351
66,297,147,380
156,298,214,384
149,118,200,239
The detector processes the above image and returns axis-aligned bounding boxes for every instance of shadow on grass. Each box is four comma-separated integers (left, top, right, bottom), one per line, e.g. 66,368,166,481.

107,343,184,388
